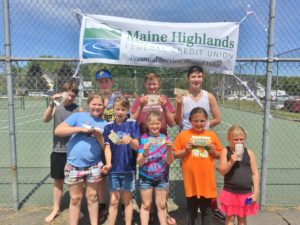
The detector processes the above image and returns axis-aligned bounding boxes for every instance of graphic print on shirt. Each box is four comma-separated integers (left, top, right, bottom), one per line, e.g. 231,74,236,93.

191,135,211,158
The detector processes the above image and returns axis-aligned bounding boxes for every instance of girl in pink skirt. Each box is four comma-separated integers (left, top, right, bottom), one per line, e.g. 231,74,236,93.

219,125,259,225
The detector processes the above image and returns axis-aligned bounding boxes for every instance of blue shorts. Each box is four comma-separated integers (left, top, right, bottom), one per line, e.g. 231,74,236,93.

108,171,136,192
138,178,169,191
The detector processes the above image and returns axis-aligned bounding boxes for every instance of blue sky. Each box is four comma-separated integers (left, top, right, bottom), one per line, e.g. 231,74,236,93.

0,0,299,70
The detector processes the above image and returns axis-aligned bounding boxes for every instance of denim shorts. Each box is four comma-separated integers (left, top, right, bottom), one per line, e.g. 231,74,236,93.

138,178,169,191
64,161,103,185
108,171,136,192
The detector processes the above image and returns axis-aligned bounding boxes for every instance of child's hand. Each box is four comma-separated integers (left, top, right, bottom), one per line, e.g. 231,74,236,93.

91,127,103,136
51,93,63,101
185,141,193,154
230,153,238,162
120,135,132,145
208,144,218,157
175,94,184,105
159,95,167,107
102,163,112,174
251,193,258,203
144,142,150,155
82,127,94,134
165,140,173,150
140,95,148,108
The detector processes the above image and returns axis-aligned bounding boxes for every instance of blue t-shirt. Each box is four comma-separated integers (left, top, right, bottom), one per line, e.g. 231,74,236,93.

103,119,140,173
65,112,107,167
138,133,170,182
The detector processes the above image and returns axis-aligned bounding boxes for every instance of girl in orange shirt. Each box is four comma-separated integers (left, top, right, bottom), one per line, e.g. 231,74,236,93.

173,107,222,225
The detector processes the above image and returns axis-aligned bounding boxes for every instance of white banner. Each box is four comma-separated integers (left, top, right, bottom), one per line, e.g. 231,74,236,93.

79,14,240,74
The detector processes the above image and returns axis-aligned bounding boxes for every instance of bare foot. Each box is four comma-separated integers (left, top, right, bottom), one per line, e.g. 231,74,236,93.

45,210,60,223
167,214,176,225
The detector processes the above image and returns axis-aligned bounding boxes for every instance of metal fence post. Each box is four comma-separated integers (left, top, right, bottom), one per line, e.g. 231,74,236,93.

3,0,19,211
260,0,276,210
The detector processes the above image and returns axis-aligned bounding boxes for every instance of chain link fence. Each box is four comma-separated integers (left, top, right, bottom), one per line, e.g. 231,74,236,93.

1,0,300,209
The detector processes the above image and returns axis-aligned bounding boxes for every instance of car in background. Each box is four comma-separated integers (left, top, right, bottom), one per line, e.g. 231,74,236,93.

224,94,239,100
284,96,300,113
272,94,293,102
28,92,44,96
271,94,293,110
240,95,255,101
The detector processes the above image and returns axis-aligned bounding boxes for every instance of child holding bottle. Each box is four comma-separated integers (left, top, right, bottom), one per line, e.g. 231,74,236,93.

218,125,259,225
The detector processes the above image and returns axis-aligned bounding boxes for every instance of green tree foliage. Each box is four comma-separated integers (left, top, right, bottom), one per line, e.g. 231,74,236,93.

54,63,76,91
26,62,49,92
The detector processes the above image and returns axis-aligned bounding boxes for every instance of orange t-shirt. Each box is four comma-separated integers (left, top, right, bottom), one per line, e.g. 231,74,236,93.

173,129,222,198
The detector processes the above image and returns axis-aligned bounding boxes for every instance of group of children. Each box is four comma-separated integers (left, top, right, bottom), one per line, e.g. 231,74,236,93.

44,66,259,225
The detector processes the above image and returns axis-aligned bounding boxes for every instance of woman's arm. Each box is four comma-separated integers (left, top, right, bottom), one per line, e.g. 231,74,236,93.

54,122,90,137
174,94,184,126
219,148,238,176
248,149,259,202
208,92,221,128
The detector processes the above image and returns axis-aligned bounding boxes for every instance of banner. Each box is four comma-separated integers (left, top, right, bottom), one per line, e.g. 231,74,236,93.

79,14,240,74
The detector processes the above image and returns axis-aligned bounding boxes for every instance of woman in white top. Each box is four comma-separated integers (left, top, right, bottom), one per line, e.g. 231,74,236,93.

174,65,221,130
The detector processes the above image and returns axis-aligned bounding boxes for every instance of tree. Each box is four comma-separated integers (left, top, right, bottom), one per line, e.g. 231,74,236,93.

55,63,76,90
26,62,49,92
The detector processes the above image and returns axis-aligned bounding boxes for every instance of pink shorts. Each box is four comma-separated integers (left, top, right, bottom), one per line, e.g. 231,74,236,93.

218,189,259,217
64,162,103,185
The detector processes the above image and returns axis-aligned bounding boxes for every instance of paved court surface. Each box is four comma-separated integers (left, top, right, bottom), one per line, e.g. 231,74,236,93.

0,206,299,225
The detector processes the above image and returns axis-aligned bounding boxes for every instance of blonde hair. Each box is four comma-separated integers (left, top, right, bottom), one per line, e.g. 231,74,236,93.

113,96,130,109
144,72,161,86
144,110,163,134
86,93,105,105
227,125,247,140
145,110,163,123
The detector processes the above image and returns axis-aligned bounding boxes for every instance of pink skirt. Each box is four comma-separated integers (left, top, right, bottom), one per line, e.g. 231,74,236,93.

218,189,259,217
